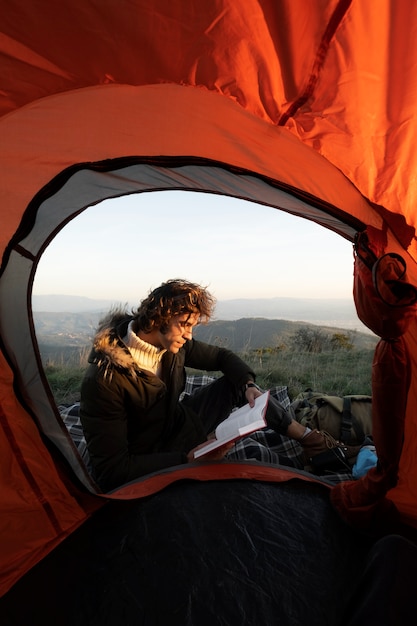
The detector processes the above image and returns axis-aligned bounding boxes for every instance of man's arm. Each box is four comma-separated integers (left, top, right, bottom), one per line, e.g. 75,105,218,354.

184,339,257,390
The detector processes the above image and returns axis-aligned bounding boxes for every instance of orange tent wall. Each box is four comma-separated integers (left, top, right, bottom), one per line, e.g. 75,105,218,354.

2,1,417,248
2,0,417,594
0,352,101,594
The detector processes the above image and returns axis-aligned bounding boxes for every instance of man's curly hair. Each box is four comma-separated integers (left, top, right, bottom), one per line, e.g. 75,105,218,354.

133,279,216,333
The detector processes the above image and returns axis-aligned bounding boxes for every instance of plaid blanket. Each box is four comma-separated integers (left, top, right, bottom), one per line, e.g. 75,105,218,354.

59,376,353,483
59,402,90,465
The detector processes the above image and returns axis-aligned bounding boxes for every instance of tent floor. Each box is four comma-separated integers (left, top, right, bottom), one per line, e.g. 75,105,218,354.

1,478,416,626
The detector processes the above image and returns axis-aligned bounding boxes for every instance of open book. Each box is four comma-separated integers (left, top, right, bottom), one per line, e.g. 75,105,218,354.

193,390,269,459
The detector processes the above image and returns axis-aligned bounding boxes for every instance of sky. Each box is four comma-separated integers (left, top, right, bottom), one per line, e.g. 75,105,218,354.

33,190,355,304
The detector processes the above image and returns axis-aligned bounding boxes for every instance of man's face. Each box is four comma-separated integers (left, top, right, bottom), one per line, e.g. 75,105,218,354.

157,312,200,353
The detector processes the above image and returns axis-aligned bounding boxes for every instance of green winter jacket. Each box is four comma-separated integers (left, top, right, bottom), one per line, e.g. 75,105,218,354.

80,310,255,491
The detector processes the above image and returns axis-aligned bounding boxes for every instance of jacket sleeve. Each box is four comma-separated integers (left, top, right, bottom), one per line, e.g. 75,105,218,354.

80,368,186,492
184,339,256,389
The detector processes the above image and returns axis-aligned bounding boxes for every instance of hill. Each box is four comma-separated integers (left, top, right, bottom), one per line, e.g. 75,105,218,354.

33,311,377,354
33,311,104,346
32,293,371,333
193,318,376,352
214,297,364,331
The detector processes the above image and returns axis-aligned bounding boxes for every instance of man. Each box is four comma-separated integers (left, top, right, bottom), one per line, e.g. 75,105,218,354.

80,279,358,491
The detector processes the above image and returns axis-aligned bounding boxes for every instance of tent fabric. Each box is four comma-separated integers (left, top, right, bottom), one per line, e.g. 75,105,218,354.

2,0,417,598
3,479,417,626
2,0,417,250
331,242,417,526
0,347,103,591
0,479,375,626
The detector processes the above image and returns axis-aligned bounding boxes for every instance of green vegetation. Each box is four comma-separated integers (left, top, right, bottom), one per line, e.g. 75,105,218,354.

189,328,373,398
240,347,372,398
45,328,374,405
42,346,90,405
45,364,87,405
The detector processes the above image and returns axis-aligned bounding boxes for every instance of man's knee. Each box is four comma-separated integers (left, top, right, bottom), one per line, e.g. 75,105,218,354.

265,396,293,434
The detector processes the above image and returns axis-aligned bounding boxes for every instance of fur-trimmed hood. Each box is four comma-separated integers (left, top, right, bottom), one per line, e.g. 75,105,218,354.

89,307,138,378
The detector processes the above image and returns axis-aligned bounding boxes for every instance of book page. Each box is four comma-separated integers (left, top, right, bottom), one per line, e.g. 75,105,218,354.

214,391,269,440
193,391,269,459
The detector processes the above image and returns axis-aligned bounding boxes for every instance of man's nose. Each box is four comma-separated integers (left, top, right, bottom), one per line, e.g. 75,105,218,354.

183,328,193,340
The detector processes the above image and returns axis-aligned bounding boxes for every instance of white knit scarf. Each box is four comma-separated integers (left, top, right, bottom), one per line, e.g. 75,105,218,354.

123,320,166,374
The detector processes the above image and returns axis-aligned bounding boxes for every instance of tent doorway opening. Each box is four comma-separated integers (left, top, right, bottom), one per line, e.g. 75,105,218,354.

1,166,375,492
32,189,371,410
34,189,357,306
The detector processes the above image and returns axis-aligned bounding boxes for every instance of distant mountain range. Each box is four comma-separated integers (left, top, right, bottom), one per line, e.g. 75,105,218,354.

32,294,368,332
32,294,120,313
32,294,376,354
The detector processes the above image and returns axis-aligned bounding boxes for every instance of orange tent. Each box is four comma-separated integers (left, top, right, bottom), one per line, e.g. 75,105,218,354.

1,0,417,601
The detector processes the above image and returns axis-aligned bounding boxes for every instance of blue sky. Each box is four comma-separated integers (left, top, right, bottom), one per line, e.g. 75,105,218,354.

33,190,355,303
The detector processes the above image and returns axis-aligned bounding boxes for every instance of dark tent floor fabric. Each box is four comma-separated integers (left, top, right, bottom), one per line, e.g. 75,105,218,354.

3,477,413,626
344,534,417,625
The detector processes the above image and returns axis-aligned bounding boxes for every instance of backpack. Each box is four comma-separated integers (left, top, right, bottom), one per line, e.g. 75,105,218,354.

291,390,373,445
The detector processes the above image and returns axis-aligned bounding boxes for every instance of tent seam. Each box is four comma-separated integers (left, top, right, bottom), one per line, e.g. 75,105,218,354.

0,403,63,533
278,0,353,126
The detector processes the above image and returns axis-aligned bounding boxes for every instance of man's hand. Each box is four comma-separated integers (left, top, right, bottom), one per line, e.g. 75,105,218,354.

245,384,263,407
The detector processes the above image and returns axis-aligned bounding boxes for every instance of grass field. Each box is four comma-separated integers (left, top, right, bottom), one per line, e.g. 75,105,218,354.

44,343,373,405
